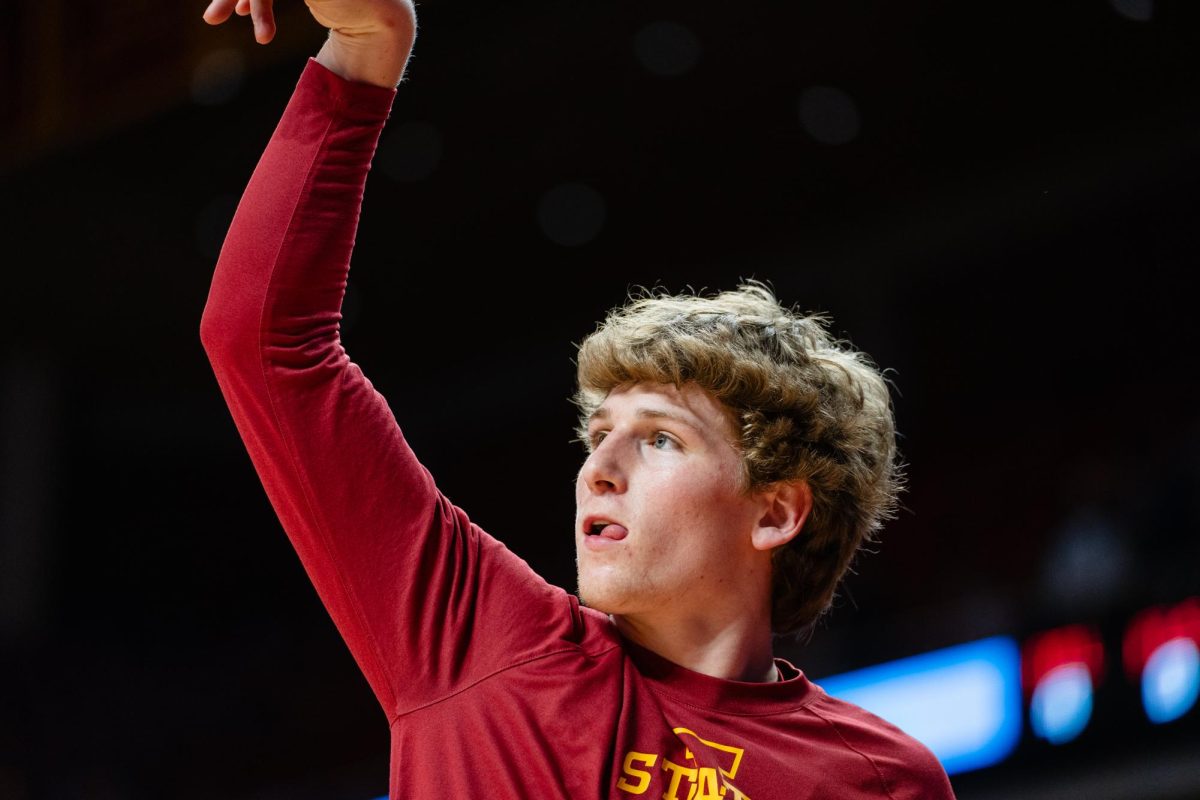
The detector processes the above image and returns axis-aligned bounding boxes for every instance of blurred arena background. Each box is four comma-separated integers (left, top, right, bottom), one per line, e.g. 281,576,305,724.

2,0,1198,797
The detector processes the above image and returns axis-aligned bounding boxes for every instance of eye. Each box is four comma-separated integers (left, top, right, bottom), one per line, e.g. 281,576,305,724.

588,430,608,450
651,432,676,450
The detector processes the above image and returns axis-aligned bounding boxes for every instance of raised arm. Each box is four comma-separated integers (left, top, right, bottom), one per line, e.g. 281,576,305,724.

198,1,575,722
202,0,416,88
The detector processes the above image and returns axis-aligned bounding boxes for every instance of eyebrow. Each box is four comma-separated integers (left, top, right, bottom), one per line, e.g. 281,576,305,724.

587,406,704,432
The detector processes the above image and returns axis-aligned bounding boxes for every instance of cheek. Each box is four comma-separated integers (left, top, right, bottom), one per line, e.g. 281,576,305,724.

675,474,756,544
658,465,741,512
645,478,744,542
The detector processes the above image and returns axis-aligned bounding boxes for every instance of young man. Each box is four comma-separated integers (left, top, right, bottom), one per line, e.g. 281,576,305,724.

199,0,957,797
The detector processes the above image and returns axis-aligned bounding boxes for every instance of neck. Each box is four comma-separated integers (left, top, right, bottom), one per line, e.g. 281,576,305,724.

612,608,779,683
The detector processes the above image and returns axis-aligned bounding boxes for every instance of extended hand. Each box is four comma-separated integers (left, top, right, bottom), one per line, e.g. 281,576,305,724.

202,0,416,47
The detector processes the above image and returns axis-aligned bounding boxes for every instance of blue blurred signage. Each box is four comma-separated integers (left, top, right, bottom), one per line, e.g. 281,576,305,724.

814,635,1023,775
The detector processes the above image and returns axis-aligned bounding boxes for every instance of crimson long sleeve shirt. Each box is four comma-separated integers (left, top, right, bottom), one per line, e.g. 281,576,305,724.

199,57,957,800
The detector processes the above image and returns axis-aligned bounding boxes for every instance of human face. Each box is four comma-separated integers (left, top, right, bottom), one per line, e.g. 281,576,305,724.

574,382,770,620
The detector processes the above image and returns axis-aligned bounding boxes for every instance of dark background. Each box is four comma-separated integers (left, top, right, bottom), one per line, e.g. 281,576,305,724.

2,1,1198,797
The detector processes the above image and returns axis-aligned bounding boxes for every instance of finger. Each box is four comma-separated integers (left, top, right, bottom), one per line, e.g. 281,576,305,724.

235,0,250,17
250,0,276,43
202,0,239,25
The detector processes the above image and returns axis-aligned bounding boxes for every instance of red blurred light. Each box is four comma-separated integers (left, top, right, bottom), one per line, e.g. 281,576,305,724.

1022,624,1105,699
1122,597,1200,681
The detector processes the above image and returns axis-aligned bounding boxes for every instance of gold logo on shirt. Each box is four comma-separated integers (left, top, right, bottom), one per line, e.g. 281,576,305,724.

617,727,750,799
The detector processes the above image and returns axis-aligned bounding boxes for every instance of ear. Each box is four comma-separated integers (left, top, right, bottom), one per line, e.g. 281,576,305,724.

750,479,812,552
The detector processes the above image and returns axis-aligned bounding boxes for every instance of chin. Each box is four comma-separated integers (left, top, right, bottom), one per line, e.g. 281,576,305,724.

575,568,630,616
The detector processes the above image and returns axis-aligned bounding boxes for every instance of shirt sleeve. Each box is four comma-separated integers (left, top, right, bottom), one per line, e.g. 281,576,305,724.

198,57,577,722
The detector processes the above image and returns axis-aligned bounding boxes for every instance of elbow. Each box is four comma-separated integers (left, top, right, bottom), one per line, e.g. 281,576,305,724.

199,291,258,367
198,313,227,364
198,308,219,353
199,299,229,361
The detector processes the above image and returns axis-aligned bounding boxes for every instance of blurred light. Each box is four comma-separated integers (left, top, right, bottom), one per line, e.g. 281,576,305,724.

1122,598,1200,724
1022,624,1104,745
1142,636,1200,724
1123,598,1200,677
191,48,246,106
1037,509,1130,613
379,122,442,182
633,21,701,77
1029,662,1093,744
816,636,1021,775
1022,624,1106,694
1110,0,1154,22
798,86,860,146
536,182,606,246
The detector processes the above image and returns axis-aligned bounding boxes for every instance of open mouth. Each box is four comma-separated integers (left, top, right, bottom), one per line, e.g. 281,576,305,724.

584,518,629,541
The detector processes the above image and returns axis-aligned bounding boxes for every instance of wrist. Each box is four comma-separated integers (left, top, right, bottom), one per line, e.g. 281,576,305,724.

316,20,416,89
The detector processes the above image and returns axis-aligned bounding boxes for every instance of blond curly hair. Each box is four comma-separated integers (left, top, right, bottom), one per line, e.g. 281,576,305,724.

572,280,903,638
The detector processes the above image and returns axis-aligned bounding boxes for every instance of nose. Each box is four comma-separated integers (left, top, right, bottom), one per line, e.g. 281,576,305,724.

578,436,626,495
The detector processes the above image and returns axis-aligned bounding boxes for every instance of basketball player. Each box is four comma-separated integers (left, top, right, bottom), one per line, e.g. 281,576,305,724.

200,1,957,796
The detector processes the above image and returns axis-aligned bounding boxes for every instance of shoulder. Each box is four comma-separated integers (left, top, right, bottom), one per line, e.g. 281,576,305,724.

804,690,957,799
